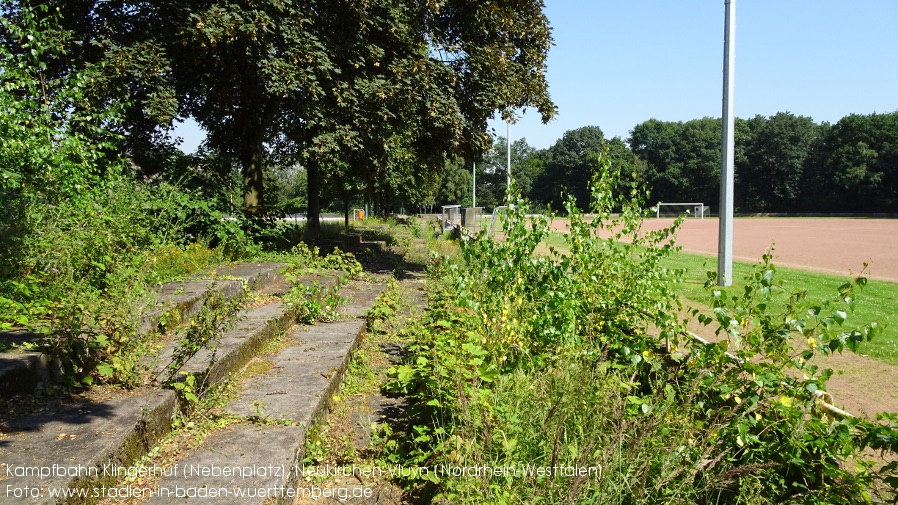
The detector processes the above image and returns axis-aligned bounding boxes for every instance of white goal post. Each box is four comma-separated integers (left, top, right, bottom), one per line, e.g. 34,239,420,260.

655,202,708,219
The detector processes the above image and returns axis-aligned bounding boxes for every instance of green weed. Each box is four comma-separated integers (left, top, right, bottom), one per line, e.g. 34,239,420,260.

386,151,898,503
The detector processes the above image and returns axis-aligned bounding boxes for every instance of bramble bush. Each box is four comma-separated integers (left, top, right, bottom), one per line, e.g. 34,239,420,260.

387,151,898,503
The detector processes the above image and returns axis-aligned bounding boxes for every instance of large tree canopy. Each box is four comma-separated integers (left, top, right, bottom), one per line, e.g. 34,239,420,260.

16,0,894,218
806,112,898,212
628,117,724,208
5,0,556,236
741,112,818,212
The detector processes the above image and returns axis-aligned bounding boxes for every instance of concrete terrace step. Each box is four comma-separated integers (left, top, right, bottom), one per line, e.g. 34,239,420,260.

0,264,354,505
0,263,288,398
0,389,178,505
138,262,290,336
156,273,343,389
140,280,386,505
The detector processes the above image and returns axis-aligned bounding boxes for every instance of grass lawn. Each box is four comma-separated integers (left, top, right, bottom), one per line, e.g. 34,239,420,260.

541,231,898,365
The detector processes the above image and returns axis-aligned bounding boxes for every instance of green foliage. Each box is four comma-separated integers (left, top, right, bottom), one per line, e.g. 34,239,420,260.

0,4,122,200
286,243,363,280
17,0,555,229
436,158,474,208
171,371,200,405
164,291,246,385
536,125,608,210
386,151,897,503
284,281,343,325
0,9,256,387
628,117,726,208
279,243,365,323
742,112,819,212
474,136,547,210
629,111,898,213
807,112,898,212
663,250,898,365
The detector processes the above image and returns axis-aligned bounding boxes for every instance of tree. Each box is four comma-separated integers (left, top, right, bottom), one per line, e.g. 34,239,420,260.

628,119,681,202
806,112,898,212
477,136,545,209
475,137,509,210
509,138,546,204
629,118,724,208
7,0,556,238
537,126,607,211
740,112,818,212
309,0,556,230
437,158,474,207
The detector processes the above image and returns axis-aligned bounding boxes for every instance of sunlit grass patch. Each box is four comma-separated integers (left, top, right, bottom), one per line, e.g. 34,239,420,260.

660,251,898,365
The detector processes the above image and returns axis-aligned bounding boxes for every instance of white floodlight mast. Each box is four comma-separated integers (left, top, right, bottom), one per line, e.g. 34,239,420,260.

472,162,476,208
718,0,736,286
506,121,511,203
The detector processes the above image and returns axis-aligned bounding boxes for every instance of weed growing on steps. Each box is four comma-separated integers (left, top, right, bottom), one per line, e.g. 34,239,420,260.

386,151,898,503
300,277,415,492
287,242,364,280
281,243,366,323
282,279,343,324
102,327,302,499
163,288,247,397
104,375,243,500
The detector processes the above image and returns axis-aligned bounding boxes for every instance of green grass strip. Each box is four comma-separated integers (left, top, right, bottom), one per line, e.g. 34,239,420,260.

660,250,898,365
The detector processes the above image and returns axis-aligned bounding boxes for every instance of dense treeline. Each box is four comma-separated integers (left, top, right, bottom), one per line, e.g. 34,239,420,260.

436,111,898,214
1,0,555,233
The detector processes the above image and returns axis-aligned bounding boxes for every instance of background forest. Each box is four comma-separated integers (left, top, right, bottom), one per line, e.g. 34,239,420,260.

438,112,898,214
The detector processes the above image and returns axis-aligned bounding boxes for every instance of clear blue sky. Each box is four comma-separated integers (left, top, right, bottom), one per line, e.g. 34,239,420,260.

489,0,898,150
177,0,898,152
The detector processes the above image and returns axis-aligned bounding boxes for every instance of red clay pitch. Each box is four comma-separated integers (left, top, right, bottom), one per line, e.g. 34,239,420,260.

592,217,898,283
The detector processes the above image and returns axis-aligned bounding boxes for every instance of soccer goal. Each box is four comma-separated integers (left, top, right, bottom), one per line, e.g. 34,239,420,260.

655,202,708,219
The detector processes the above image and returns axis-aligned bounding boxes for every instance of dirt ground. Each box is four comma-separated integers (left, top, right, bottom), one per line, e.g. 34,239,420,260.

641,217,898,282
549,216,898,282
548,216,898,418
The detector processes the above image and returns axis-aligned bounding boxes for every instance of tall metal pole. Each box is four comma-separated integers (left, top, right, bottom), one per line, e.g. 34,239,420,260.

506,121,512,203
472,162,476,208
718,0,736,286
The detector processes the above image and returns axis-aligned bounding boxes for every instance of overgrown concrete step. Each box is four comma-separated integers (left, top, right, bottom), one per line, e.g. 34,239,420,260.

138,262,290,335
141,322,366,505
154,273,345,388
0,389,177,505
0,268,327,505
142,283,386,505
0,350,48,397
337,278,390,319
0,263,288,399
224,319,368,424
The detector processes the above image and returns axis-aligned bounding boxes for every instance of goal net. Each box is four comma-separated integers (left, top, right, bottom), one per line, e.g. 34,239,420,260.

654,202,708,219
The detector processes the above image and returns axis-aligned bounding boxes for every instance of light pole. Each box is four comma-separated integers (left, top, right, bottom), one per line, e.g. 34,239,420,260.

472,162,476,208
718,0,736,286
506,120,511,203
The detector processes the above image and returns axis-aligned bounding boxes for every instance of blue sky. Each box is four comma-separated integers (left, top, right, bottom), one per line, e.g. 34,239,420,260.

177,0,898,152
489,0,898,150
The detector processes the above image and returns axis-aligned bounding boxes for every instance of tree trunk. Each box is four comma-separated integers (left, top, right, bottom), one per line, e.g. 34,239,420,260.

343,200,349,230
306,158,321,241
241,100,279,216
242,135,265,215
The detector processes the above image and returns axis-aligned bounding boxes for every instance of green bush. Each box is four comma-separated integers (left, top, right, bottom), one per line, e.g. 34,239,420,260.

387,152,898,503
0,7,254,385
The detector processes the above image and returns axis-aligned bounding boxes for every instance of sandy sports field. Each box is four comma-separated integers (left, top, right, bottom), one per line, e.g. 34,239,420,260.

552,217,898,283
